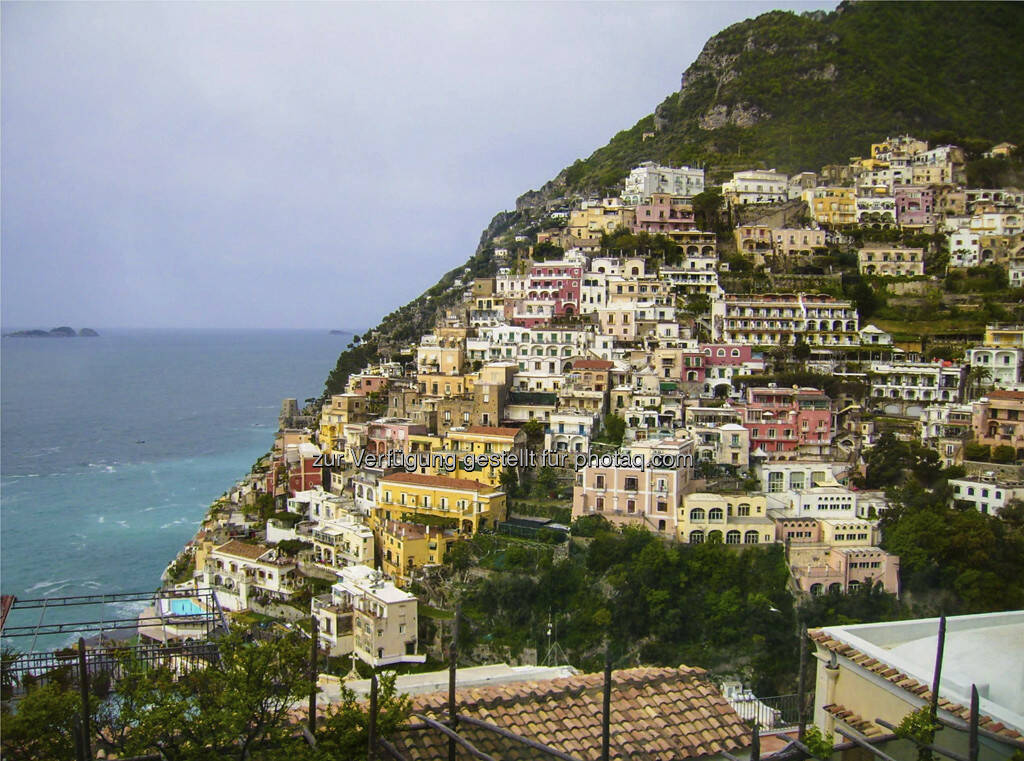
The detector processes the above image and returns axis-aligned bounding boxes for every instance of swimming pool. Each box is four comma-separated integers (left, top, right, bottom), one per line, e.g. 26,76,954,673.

165,598,204,616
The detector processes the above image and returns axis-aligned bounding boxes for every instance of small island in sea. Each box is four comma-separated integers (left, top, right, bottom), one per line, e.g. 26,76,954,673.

3,326,100,337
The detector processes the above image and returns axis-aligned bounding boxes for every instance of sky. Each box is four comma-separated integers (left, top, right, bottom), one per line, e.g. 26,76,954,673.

2,1,834,331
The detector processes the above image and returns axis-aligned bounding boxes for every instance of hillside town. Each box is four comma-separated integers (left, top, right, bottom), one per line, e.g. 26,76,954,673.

160,133,1021,655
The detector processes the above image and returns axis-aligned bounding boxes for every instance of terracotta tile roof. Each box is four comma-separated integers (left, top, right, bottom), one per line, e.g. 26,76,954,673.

214,540,270,560
389,665,752,760
458,426,524,438
379,471,500,493
822,704,886,737
809,630,1023,741
572,360,614,370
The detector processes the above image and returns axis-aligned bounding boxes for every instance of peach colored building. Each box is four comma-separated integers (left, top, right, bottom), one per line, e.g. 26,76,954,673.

571,438,694,536
972,390,1024,459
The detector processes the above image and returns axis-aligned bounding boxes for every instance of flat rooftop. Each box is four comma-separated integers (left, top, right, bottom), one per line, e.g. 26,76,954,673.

818,610,1024,733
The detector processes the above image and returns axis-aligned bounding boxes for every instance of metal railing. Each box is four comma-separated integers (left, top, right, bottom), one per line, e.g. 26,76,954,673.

730,693,801,730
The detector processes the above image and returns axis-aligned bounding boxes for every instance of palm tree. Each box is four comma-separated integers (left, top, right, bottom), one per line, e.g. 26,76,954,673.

965,366,992,400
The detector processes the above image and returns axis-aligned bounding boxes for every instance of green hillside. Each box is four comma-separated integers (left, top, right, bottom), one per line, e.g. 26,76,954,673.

559,1,1024,191
324,0,1024,394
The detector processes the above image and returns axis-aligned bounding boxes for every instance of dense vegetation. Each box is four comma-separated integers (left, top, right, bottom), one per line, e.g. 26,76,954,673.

555,2,1024,193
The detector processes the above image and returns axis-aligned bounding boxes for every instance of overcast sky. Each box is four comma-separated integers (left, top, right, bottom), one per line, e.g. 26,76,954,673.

2,1,833,330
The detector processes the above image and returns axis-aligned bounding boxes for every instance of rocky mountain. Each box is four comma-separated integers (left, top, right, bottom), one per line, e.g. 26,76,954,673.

324,0,1024,394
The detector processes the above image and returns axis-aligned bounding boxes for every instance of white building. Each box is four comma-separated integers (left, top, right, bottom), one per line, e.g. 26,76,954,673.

622,161,705,204
949,227,982,268
869,361,965,404
966,344,1024,388
767,486,858,518
712,293,859,347
949,474,1024,516
759,462,849,494
311,517,375,570
545,409,601,453
722,169,789,205
202,540,303,611
856,194,897,227
312,564,425,666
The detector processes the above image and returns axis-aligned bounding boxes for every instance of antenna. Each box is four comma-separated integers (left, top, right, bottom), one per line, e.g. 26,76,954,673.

542,613,569,667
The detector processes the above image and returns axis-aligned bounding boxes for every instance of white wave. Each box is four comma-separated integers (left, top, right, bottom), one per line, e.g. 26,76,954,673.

98,516,105,523
116,520,129,528
24,578,72,593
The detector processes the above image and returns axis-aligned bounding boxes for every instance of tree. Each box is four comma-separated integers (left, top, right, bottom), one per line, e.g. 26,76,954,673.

1,682,86,761
602,414,626,446
793,338,811,364
107,628,313,761
691,188,724,232
313,672,411,760
683,292,711,318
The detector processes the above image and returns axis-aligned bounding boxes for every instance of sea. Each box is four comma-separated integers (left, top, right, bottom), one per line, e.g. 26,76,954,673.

0,329,350,650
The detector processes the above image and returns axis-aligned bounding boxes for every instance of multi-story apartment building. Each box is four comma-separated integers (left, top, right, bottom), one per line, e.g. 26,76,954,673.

688,422,750,471
571,438,695,536
857,245,925,277
949,473,1024,516
966,335,1024,390
378,519,457,586
699,344,765,397
311,518,375,571
948,227,982,268
202,540,303,612
711,293,859,347
868,361,965,404
526,260,582,319
312,564,424,666
677,493,774,545
632,193,697,237
972,390,1024,458
319,394,370,460
759,461,848,493
894,185,936,229
856,193,897,227
737,386,832,460
375,472,507,534
545,410,602,454
803,187,857,227
567,198,636,241
661,256,722,299
722,169,788,205
772,228,827,258
621,161,705,204
919,403,973,467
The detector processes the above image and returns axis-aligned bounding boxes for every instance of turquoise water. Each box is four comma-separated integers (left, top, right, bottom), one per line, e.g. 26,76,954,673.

0,329,349,647
167,598,204,617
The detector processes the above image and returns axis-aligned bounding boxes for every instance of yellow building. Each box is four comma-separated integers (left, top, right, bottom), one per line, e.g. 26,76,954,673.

804,187,857,227
984,324,1024,348
417,372,475,398
442,426,528,487
378,519,458,587
677,493,775,545
375,472,507,534
319,394,369,458
567,203,636,241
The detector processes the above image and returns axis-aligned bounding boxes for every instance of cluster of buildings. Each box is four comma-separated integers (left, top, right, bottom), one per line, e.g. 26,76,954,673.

169,134,1024,671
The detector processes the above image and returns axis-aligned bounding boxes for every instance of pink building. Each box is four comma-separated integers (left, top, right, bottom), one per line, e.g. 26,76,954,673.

699,344,765,396
526,261,581,319
790,546,901,597
738,386,832,459
632,193,696,236
571,439,694,536
366,418,428,456
894,185,936,229
348,373,390,396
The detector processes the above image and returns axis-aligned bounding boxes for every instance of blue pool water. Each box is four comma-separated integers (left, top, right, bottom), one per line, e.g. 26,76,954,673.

168,598,205,617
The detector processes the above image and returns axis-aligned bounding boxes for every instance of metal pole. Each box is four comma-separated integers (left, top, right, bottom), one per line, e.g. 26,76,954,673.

368,669,378,761
602,644,612,761
968,685,979,761
797,623,807,741
77,637,92,761
752,721,760,761
448,604,461,761
309,614,318,737
930,616,947,721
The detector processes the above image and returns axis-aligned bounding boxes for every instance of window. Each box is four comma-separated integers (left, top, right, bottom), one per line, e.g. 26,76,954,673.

690,530,704,544
596,497,604,511
627,499,636,513
737,503,750,517
726,530,741,544
690,508,705,520
624,477,638,491
709,507,723,521
744,531,759,544
656,501,667,513
595,475,605,489
768,472,784,492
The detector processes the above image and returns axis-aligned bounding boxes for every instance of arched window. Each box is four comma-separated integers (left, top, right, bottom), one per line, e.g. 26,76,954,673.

689,530,704,544
810,583,823,596
707,530,723,544
848,580,860,593
737,503,750,517
744,530,759,544
708,507,723,521
726,530,741,544
828,582,843,594
690,508,705,521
